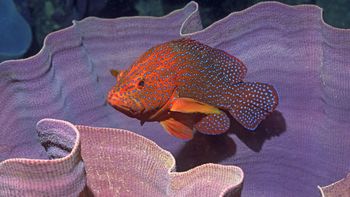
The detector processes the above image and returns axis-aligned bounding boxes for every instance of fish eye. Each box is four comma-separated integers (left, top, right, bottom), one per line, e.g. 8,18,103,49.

137,80,145,89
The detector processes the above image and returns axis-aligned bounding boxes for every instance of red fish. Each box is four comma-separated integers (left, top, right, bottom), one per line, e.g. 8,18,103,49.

107,38,279,139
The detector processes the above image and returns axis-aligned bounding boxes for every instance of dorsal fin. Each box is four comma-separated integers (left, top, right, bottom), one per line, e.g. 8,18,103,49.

110,69,120,78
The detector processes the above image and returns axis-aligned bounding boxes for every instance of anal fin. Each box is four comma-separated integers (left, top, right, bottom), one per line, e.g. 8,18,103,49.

195,111,230,135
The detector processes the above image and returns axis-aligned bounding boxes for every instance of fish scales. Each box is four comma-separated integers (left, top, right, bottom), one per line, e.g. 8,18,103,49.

167,39,246,107
107,38,279,139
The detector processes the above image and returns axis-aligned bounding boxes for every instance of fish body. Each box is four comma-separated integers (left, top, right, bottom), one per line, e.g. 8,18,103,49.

108,38,279,139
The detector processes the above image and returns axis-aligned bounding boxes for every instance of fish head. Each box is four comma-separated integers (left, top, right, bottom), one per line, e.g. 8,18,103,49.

107,64,176,121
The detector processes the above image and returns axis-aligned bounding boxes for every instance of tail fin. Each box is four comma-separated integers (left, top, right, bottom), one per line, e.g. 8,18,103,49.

229,82,279,130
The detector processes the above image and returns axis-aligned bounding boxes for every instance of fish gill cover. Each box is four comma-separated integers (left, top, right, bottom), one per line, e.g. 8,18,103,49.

0,1,349,197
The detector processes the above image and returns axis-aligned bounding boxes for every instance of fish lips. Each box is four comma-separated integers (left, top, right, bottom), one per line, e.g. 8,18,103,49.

107,94,145,119
109,102,139,118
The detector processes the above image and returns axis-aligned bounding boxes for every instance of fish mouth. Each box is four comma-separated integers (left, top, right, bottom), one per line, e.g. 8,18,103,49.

107,93,145,119
110,103,139,118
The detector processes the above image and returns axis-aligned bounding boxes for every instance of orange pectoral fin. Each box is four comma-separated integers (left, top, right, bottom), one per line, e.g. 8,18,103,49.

160,118,194,140
170,98,221,115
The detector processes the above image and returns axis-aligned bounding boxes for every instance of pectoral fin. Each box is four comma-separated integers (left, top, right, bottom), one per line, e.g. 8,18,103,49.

160,118,194,140
170,98,221,115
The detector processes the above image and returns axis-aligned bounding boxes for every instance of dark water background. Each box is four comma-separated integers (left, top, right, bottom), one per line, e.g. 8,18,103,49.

11,0,350,58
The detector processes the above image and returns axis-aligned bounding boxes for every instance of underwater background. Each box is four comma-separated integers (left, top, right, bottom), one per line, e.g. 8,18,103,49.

1,0,350,196
4,0,350,61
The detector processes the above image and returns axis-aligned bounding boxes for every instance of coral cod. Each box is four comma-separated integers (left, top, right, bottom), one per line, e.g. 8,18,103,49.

107,38,279,139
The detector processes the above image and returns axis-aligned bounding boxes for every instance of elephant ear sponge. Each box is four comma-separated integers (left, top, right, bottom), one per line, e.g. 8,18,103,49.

0,0,32,62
